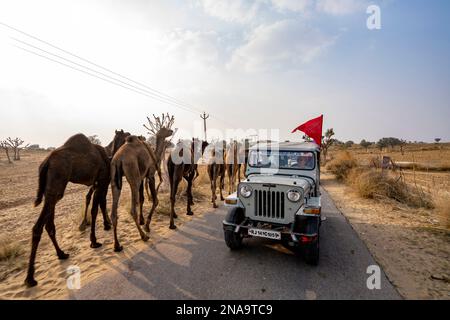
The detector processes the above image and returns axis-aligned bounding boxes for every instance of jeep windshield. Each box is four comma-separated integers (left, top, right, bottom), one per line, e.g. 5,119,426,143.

248,150,315,170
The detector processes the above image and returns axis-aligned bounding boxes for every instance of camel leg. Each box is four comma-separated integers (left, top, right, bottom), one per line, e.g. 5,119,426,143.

186,176,194,215
138,182,145,225
79,187,94,231
129,183,149,242
211,177,218,208
99,190,111,231
189,166,196,206
227,167,232,195
89,188,103,248
219,172,225,201
45,209,69,259
25,196,57,287
111,183,123,252
169,175,181,229
144,176,159,233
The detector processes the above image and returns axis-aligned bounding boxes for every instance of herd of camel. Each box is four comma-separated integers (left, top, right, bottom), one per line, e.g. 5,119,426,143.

24,113,248,287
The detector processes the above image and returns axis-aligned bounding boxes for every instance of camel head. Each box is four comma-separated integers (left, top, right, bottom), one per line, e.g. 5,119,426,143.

144,113,175,139
156,127,174,140
112,129,131,155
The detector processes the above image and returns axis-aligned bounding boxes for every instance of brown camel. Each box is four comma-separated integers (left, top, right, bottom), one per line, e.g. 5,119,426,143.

110,127,171,252
167,138,208,229
79,129,130,231
25,132,123,287
207,140,227,208
225,140,241,194
140,114,175,232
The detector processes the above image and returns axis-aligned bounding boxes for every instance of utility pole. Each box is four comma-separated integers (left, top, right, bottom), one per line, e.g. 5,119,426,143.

200,111,209,141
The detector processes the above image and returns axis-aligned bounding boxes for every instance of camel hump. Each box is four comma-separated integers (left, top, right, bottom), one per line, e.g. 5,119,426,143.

63,134,92,147
125,135,143,144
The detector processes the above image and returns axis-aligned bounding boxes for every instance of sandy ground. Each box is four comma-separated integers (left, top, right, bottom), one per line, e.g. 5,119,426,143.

0,150,218,300
321,172,450,299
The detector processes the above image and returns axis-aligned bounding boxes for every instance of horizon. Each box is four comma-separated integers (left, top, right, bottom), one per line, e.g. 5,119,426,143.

1,0,449,148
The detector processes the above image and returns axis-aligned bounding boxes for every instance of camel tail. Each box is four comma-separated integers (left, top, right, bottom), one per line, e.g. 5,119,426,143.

112,161,123,190
35,158,49,207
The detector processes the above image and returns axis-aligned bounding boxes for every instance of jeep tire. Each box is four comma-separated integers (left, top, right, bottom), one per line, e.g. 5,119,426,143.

304,233,319,265
224,208,244,250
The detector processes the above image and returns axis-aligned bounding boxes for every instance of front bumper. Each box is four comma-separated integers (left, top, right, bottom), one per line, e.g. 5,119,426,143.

222,220,318,244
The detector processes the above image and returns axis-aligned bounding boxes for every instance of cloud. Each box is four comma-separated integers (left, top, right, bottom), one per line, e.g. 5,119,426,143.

228,19,336,72
160,29,222,70
316,0,367,15
194,0,263,24
271,0,313,13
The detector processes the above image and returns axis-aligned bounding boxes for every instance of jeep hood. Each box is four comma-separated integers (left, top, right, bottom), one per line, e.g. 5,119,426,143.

244,174,314,190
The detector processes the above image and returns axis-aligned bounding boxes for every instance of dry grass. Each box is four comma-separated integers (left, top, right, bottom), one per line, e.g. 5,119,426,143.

349,169,434,209
435,196,450,229
327,151,435,209
326,151,357,181
0,238,24,262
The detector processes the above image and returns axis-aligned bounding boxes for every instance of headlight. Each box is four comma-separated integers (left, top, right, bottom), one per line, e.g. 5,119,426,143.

287,189,302,202
239,185,253,198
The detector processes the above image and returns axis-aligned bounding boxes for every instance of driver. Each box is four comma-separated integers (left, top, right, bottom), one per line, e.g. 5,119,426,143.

297,154,314,169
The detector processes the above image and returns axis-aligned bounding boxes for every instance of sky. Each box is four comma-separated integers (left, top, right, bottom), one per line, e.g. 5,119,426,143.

0,0,449,148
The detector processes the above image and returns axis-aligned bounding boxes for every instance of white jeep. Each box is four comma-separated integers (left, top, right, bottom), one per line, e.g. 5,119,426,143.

223,141,323,265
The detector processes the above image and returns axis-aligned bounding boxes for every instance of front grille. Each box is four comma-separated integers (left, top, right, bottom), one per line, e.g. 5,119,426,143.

254,190,285,219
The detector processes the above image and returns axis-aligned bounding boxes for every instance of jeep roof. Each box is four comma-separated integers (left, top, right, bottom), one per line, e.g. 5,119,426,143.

250,141,320,152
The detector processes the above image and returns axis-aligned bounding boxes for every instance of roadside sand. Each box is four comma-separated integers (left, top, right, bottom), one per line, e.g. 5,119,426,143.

0,151,215,299
321,173,450,299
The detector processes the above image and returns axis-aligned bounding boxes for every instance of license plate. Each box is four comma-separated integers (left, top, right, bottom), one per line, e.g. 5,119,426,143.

248,228,281,240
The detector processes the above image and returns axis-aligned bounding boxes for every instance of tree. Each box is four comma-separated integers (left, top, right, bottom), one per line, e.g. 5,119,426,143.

88,135,102,145
376,137,403,152
344,140,354,148
321,128,335,162
0,141,12,163
6,137,28,160
360,139,373,152
435,138,441,143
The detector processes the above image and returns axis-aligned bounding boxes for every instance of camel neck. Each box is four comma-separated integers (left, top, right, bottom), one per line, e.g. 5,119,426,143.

155,136,166,165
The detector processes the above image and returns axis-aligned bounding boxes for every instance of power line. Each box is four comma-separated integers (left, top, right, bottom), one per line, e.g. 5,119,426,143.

2,20,238,128
13,45,199,114
1,21,204,114
11,37,201,114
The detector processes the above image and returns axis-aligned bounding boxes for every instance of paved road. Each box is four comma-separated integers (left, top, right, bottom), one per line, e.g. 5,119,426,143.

69,189,401,300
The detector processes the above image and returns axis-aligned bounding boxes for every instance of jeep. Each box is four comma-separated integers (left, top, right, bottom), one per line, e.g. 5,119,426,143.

222,141,323,265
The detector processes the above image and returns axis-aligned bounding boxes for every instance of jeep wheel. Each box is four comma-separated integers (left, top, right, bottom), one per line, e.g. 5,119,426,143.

304,234,319,265
225,229,243,250
224,207,245,250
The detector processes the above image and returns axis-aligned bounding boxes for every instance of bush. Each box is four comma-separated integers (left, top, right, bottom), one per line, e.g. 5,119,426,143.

350,169,434,209
326,151,357,181
0,238,24,262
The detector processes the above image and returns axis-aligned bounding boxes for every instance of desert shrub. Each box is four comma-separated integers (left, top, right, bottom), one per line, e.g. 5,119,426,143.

435,196,450,229
0,238,24,262
350,169,434,209
326,151,358,181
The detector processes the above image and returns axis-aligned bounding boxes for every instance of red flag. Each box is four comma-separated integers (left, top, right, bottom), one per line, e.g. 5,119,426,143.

292,115,323,146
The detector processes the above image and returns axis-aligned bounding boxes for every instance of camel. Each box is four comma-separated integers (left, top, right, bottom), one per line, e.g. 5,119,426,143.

225,140,250,194
207,140,227,208
25,132,124,287
110,119,173,252
141,114,175,232
225,140,241,194
167,138,208,229
79,130,130,231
